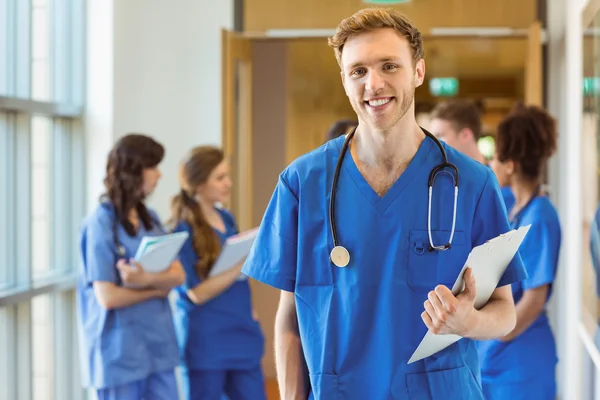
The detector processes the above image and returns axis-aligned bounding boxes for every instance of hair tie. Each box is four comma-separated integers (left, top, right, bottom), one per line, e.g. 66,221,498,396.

181,189,194,203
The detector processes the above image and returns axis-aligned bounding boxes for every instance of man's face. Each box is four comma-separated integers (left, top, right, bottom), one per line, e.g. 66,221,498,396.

340,28,425,132
429,118,463,151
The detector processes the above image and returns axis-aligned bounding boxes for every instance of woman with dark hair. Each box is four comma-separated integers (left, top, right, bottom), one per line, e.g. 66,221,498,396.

479,105,561,399
76,134,185,400
170,146,265,400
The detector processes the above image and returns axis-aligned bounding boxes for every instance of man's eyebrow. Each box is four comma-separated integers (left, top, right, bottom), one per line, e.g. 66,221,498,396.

347,57,399,70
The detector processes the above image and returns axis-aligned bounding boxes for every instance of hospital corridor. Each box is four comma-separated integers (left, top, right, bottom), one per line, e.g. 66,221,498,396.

1,0,600,399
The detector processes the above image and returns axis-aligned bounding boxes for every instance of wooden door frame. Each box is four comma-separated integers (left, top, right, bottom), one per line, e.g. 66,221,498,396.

222,29,254,231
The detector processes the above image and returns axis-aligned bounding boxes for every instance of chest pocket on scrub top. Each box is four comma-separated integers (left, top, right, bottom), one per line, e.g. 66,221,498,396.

406,230,470,291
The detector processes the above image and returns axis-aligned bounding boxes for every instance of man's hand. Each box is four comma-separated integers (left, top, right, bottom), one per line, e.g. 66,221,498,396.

421,267,478,337
116,259,150,288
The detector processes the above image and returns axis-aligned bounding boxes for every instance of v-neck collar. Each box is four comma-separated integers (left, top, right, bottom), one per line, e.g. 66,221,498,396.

334,134,435,215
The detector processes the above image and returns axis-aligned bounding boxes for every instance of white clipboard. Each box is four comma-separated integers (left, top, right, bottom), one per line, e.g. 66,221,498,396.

407,225,531,364
133,231,189,273
209,227,259,280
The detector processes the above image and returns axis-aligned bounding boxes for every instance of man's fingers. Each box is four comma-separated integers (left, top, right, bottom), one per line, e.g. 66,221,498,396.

427,291,445,316
461,267,477,300
434,285,457,313
421,311,434,331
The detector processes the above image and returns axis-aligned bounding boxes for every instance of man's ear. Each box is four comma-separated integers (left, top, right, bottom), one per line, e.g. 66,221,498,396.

414,59,425,88
460,128,475,142
506,160,516,176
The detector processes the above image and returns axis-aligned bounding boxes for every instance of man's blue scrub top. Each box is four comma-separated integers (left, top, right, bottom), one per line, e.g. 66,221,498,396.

242,135,527,399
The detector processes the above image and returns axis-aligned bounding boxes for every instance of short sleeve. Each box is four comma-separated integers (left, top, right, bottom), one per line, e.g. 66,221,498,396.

173,222,201,290
241,174,299,292
520,218,559,291
83,212,118,285
471,170,528,287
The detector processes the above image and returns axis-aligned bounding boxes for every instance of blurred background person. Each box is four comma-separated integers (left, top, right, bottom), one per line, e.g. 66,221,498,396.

429,99,515,211
480,104,561,399
77,134,184,400
170,146,266,400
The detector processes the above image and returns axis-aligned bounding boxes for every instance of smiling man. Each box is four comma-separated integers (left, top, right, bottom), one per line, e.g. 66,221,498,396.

242,8,527,400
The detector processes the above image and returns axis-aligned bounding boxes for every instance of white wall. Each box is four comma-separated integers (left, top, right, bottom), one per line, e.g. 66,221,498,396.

86,0,234,219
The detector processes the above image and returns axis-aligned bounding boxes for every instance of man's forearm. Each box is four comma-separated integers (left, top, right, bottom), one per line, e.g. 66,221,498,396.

464,297,516,340
275,309,309,399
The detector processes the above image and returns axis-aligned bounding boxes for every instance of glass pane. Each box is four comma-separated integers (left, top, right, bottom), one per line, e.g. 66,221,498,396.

584,9,600,354
0,0,8,95
31,116,52,279
0,113,9,289
0,308,9,399
32,294,54,400
31,5,51,101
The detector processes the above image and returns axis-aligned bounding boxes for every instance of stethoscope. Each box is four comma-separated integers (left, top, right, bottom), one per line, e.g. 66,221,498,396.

328,127,460,268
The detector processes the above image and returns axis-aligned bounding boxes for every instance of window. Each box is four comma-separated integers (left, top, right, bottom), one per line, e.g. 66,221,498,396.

32,294,54,400
0,0,86,399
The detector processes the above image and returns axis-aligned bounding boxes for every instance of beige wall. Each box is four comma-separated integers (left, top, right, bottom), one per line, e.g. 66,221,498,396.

250,40,288,379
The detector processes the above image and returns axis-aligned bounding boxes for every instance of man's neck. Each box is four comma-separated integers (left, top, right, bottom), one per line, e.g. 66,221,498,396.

464,142,486,164
351,120,424,171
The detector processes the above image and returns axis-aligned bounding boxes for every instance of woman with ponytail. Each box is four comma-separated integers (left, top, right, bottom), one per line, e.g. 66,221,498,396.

170,146,266,400
76,134,184,400
479,105,561,399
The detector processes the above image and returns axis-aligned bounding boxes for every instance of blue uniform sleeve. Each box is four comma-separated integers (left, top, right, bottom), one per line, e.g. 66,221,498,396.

520,217,559,291
241,174,299,292
591,206,600,296
173,222,201,290
472,170,528,287
84,211,118,285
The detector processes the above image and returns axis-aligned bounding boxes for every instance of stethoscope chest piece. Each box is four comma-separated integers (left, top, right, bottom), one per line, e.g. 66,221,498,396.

330,246,350,268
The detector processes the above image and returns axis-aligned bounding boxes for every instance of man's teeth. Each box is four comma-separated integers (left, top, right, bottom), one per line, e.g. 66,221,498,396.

368,98,391,107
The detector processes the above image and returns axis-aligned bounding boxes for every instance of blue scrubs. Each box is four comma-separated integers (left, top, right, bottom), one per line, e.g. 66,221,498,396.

76,202,180,399
478,196,560,399
242,135,527,399
173,207,266,400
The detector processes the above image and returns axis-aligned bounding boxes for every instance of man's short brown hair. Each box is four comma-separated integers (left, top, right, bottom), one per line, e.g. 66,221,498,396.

429,100,483,140
327,8,424,67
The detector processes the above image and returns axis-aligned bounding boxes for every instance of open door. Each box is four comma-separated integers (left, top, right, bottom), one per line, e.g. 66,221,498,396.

222,29,254,231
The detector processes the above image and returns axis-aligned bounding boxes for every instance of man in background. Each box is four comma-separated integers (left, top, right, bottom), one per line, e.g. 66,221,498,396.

429,99,515,211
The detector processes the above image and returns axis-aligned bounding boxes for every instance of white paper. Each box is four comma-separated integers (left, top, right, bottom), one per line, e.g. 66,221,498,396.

209,227,259,279
407,224,531,364
134,231,189,273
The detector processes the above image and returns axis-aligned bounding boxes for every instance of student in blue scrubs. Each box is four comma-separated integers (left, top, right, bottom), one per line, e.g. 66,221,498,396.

76,134,185,400
170,146,266,400
428,100,516,212
241,8,527,400
481,104,561,399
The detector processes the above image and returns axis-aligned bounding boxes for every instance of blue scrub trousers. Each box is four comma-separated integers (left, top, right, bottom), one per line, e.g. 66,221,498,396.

181,367,266,400
96,369,178,400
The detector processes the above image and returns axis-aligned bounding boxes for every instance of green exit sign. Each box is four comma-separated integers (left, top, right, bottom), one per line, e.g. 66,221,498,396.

429,77,459,97
584,77,600,95
363,0,412,3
